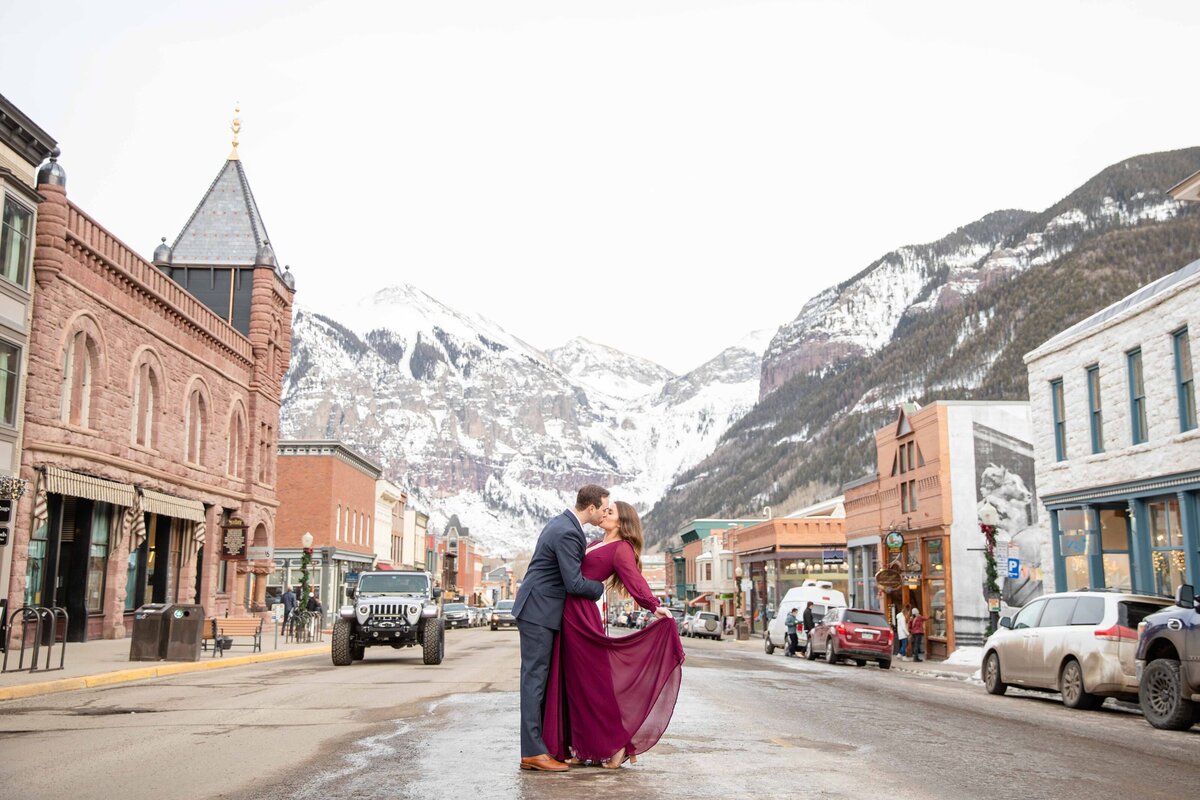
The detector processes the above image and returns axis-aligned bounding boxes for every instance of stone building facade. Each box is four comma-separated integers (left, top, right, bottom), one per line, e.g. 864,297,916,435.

0,93,56,616
1024,260,1200,598
6,137,295,642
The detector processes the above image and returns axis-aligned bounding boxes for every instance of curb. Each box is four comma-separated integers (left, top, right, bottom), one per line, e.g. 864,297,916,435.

0,645,328,702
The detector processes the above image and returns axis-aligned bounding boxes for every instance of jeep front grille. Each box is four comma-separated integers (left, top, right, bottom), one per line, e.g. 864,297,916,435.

371,603,420,619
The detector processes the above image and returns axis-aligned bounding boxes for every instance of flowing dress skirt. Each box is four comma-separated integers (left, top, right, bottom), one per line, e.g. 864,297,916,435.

542,596,685,762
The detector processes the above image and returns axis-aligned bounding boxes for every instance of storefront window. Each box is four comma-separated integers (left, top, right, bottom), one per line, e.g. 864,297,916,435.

1149,499,1186,597
1057,509,1089,591
1099,508,1131,592
86,504,111,613
125,550,139,611
24,516,48,607
927,578,947,639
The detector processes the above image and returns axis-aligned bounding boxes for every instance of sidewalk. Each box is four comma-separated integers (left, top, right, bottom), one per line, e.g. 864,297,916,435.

725,631,981,682
0,623,328,702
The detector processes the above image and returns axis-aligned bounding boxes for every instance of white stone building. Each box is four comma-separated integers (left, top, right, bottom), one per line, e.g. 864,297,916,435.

374,480,406,569
1024,260,1199,597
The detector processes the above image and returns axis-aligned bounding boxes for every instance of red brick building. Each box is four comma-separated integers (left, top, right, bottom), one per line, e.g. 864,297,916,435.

6,128,294,641
275,441,382,613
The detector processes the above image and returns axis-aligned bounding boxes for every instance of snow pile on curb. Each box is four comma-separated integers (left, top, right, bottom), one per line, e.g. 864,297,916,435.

942,646,983,667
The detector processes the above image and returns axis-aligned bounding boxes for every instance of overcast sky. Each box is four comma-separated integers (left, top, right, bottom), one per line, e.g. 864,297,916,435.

4,0,1199,373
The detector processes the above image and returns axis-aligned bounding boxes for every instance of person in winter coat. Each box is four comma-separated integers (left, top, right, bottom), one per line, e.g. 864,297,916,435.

896,607,910,658
784,608,800,657
909,606,926,662
282,585,297,623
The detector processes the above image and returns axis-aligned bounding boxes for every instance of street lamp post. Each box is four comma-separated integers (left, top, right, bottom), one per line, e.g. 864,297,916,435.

978,503,1001,636
733,565,749,640
300,531,314,608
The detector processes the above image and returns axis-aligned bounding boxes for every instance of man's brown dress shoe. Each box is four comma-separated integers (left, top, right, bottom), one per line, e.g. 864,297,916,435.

520,754,570,772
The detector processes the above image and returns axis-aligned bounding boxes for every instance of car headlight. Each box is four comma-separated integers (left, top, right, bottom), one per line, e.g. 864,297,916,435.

358,605,371,616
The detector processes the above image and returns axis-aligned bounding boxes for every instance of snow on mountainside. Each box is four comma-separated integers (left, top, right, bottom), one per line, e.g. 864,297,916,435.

547,337,675,402
760,170,1191,399
280,286,766,556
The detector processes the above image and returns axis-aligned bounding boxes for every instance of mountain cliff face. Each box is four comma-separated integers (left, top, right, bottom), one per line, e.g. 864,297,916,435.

645,147,1200,547
760,151,1195,399
280,285,768,555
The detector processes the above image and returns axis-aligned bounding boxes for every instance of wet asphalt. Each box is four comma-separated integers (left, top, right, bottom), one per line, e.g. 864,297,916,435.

268,629,1200,800
1,626,1197,799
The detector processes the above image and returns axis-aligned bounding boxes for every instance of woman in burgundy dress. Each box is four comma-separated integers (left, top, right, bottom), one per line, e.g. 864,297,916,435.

542,500,686,768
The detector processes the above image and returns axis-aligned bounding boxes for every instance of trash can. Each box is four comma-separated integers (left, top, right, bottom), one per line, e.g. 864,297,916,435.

129,604,169,661
162,604,205,662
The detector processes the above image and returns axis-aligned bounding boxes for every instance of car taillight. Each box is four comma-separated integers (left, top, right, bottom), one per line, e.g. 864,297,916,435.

836,623,846,636
1094,625,1137,642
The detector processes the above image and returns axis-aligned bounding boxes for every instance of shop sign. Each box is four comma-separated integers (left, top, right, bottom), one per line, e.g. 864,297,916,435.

247,546,273,561
885,531,905,551
220,527,246,561
822,549,845,564
987,596,1001,613
875,567,902,590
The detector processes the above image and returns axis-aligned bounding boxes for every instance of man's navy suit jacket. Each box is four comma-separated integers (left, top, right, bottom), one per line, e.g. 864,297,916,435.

512,509,605,630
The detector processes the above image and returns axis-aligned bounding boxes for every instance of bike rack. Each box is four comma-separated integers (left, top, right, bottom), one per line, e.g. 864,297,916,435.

1,605,67,674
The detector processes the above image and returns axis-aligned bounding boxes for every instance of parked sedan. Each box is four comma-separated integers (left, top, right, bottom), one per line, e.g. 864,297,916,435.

982,590,1171,709
443,602,471,629
806,607,892,668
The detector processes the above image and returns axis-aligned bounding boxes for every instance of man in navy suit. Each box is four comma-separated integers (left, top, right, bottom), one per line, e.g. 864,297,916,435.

514,484,608,772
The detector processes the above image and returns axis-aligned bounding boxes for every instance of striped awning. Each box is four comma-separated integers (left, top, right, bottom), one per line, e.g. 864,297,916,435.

141,489,206,523
44,466,135,508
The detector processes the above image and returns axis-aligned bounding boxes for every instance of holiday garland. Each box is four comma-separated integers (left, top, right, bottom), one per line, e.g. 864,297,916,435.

981,522,999,637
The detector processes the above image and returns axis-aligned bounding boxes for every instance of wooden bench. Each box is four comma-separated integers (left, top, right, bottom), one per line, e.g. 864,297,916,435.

201,617,263,657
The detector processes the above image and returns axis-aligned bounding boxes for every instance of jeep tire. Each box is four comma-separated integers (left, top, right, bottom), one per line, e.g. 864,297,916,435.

1141,658,1196,730
331,618,353,666
423,618,445,665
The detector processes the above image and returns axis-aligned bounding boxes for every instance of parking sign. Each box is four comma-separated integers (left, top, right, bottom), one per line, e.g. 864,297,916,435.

1007,558,1020,580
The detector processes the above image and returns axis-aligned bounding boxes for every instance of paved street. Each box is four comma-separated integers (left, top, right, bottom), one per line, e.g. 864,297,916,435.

1,628,1197,800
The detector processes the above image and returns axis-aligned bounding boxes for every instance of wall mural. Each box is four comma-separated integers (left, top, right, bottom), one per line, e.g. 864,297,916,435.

972,423,1049,613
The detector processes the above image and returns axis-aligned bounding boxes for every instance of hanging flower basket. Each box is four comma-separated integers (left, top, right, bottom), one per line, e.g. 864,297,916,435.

0,475,28,501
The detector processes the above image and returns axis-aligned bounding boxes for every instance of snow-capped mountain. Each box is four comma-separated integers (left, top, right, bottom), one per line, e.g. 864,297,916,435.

645,147,1200,546
280,285,766,556
760,156,1192,398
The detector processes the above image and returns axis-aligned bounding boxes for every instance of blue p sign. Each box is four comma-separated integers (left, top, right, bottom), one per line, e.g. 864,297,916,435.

1007,558,1020,580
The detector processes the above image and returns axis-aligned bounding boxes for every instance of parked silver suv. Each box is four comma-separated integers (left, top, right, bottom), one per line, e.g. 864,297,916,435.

982,590,1171,709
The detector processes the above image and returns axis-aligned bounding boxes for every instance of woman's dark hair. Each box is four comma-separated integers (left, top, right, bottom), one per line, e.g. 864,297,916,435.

607,501,645,597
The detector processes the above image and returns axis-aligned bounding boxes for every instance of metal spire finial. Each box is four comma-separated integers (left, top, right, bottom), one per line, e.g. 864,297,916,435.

229,103,242,160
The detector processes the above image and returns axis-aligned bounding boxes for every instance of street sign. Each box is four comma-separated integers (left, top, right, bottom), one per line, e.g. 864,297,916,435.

247,546,273,561
345,571,360,584
1007,558,1020,579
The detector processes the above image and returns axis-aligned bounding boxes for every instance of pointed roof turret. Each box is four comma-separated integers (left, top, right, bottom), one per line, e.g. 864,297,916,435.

169,158,272,266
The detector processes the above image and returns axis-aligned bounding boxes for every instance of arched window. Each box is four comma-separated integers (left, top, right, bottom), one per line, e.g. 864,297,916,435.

130,350,163,448
61,329,100,428
185,388,208,465
335,505,341,541
226,404,246,478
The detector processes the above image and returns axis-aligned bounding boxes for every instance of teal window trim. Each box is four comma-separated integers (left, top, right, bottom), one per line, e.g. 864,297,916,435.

1050,379,1067,461
1128,349,1147,445
1086,365,1103,454
1174,328,1196,433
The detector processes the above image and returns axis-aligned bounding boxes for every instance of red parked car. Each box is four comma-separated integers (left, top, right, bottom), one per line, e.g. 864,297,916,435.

806,607,893,669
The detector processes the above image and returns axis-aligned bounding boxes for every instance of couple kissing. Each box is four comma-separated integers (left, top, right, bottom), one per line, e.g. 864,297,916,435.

513,484,686,772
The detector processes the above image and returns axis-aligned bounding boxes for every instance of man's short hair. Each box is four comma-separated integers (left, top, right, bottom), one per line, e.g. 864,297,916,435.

575,484,609,510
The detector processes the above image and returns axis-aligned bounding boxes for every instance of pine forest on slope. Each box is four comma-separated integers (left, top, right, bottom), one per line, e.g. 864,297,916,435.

642,147,1200,548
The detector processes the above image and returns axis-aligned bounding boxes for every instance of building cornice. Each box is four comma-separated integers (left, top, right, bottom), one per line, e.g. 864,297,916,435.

0,93,57,168
277,439,383,479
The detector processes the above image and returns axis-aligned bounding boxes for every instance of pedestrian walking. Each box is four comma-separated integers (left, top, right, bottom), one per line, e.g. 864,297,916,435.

909,606,926,662
281,585,297,629
896,606,910,659
784,607,799,657
801,601,816,649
